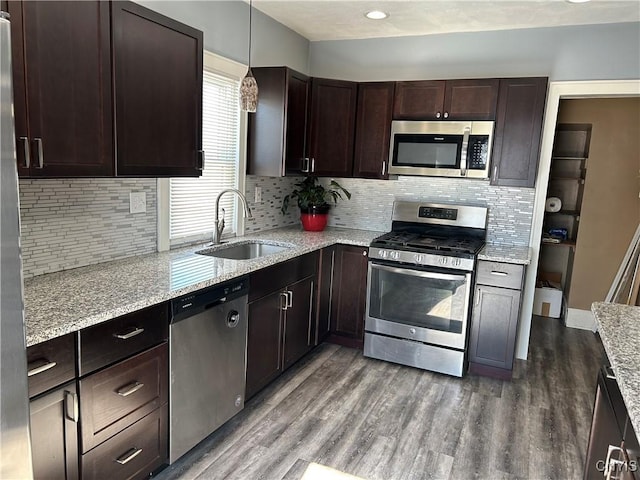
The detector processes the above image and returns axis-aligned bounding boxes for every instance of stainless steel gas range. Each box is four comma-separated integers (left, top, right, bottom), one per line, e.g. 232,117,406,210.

364,201,488,377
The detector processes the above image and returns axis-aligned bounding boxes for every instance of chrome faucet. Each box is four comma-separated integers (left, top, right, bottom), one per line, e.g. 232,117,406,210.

213,188,253,244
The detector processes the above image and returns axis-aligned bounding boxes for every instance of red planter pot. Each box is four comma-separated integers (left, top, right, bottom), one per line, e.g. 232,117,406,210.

300,212,328,231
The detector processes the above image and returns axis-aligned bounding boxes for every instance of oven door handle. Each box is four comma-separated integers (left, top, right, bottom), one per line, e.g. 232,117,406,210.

370,262,469,282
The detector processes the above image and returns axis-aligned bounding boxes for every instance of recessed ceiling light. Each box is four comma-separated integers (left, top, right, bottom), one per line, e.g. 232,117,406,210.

566,0,591,3
365,10,388,20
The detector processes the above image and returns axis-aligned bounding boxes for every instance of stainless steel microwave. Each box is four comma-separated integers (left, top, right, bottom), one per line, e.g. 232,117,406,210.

388,120,494,179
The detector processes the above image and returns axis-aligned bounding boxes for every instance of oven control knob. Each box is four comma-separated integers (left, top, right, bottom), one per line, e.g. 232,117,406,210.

414,254,424,264
440,257,448,265
390,251,399,260
378,249,387,258
409,328,416,335
452,258,461,267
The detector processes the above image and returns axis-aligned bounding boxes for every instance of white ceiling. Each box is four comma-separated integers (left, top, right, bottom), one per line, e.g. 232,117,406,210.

252,0,640,41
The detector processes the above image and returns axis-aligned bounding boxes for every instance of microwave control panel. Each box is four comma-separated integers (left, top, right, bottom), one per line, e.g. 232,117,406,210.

468,136,490,170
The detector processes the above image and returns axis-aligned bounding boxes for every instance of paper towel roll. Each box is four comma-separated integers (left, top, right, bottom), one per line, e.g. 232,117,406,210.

545,197,562,213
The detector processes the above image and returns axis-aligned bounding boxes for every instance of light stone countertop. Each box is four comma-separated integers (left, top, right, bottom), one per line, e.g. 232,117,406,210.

24,226,382,347
592,302,640,436
478,244,532,265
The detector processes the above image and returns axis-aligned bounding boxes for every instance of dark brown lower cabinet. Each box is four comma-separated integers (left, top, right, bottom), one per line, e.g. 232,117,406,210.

315,245,337,344
328,245,369,349
81,406,168,480
30,382,79,480
468,261,524,379
246,290,284,398
246,253,318,399
584,368,637,480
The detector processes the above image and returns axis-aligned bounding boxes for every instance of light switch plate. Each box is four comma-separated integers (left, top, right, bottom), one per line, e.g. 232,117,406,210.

129,192,146,214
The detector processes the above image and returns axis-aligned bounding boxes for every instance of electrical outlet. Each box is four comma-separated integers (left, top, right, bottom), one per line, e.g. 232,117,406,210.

129,192,146,214
254,186,262,203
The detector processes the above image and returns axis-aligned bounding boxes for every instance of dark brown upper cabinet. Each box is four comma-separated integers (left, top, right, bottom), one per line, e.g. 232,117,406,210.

353,82,395,179
247,67,309,177
306,78,358,177
112,1,203,177
491,77,548,188
393,79,499,121
9,1,114,177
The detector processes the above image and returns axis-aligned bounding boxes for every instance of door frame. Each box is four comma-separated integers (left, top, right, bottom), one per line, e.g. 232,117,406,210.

516,79,640,360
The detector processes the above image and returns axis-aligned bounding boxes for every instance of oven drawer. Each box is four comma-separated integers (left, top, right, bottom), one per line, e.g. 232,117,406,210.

476,261,524,290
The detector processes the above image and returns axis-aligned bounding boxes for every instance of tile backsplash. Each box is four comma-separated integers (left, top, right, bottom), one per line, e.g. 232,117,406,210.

322,176,535,245
19,174,534,278
19,179,157,278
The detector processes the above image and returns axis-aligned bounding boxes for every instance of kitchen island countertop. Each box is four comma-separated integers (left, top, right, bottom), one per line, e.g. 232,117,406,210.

24,226,382,346
592,302,640,436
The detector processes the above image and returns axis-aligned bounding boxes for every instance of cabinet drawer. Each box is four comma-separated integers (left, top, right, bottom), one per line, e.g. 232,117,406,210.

27,333,76,398
82,406,167,480
80,343,168,453
476,261,524,290
79,303,168,376
249,251,318,302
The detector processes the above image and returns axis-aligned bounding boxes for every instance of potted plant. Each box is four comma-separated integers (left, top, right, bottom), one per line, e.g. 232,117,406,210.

281,176,351,231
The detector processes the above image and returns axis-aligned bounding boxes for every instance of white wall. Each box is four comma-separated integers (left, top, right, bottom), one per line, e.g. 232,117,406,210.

136,0,310,74
309,22,640,82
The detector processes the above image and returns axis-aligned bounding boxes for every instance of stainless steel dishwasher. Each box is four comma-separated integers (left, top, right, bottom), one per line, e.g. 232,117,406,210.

169,276,249,464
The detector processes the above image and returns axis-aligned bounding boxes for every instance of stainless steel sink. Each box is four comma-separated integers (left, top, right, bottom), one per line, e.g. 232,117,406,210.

196,241,292,260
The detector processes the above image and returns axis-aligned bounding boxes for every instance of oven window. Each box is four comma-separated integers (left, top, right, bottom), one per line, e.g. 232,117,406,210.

368,264,469,334
393,134,461,168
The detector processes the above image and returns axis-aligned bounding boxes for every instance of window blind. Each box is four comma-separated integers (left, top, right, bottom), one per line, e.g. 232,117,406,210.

170,70,240,245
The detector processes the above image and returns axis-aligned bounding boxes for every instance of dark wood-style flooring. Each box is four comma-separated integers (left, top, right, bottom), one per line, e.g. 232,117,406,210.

157,316,604,480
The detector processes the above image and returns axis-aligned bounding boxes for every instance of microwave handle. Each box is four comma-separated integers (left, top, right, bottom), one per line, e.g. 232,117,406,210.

460,126,471,176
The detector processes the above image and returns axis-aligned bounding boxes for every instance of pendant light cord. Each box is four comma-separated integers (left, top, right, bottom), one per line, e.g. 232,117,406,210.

248,0,252,69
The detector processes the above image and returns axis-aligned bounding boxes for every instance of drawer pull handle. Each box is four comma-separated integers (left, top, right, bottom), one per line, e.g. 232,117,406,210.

27,359,57,377
116,381,144,397
490,271,508,277
115,447,143,465
113,327,144,340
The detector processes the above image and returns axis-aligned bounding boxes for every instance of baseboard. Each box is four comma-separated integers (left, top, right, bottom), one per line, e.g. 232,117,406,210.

565,308,597,331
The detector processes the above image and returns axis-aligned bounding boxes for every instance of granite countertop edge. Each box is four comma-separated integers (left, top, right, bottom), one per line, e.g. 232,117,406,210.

592,302,640,437
477,244,532,265
24,226,381,347
24,227,532,347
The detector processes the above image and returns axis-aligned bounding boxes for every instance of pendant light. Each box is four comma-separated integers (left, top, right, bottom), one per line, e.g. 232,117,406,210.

240,0,258,112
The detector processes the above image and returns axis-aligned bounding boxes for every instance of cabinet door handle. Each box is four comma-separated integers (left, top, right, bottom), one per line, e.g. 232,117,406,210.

64,390,79,422
33,138,44,169
604,444,624,479
476,288,482,306
197,150,205,170
493,165,498,182
27,359,57,377
490,271,508,277
19,137,30,168
311,157,315,173
116,381,144,397
115,447,143,465
301,157,310,173
381,161,386,177
286,290,293,308
307,281,314,346
113,326,144,340
362,250,367,256
280,292,288,311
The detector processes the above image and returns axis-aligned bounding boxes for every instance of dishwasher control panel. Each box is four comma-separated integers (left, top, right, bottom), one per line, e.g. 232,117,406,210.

171,276,249,321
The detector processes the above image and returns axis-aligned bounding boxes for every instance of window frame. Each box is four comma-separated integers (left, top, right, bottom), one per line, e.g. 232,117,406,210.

157,51,248,252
